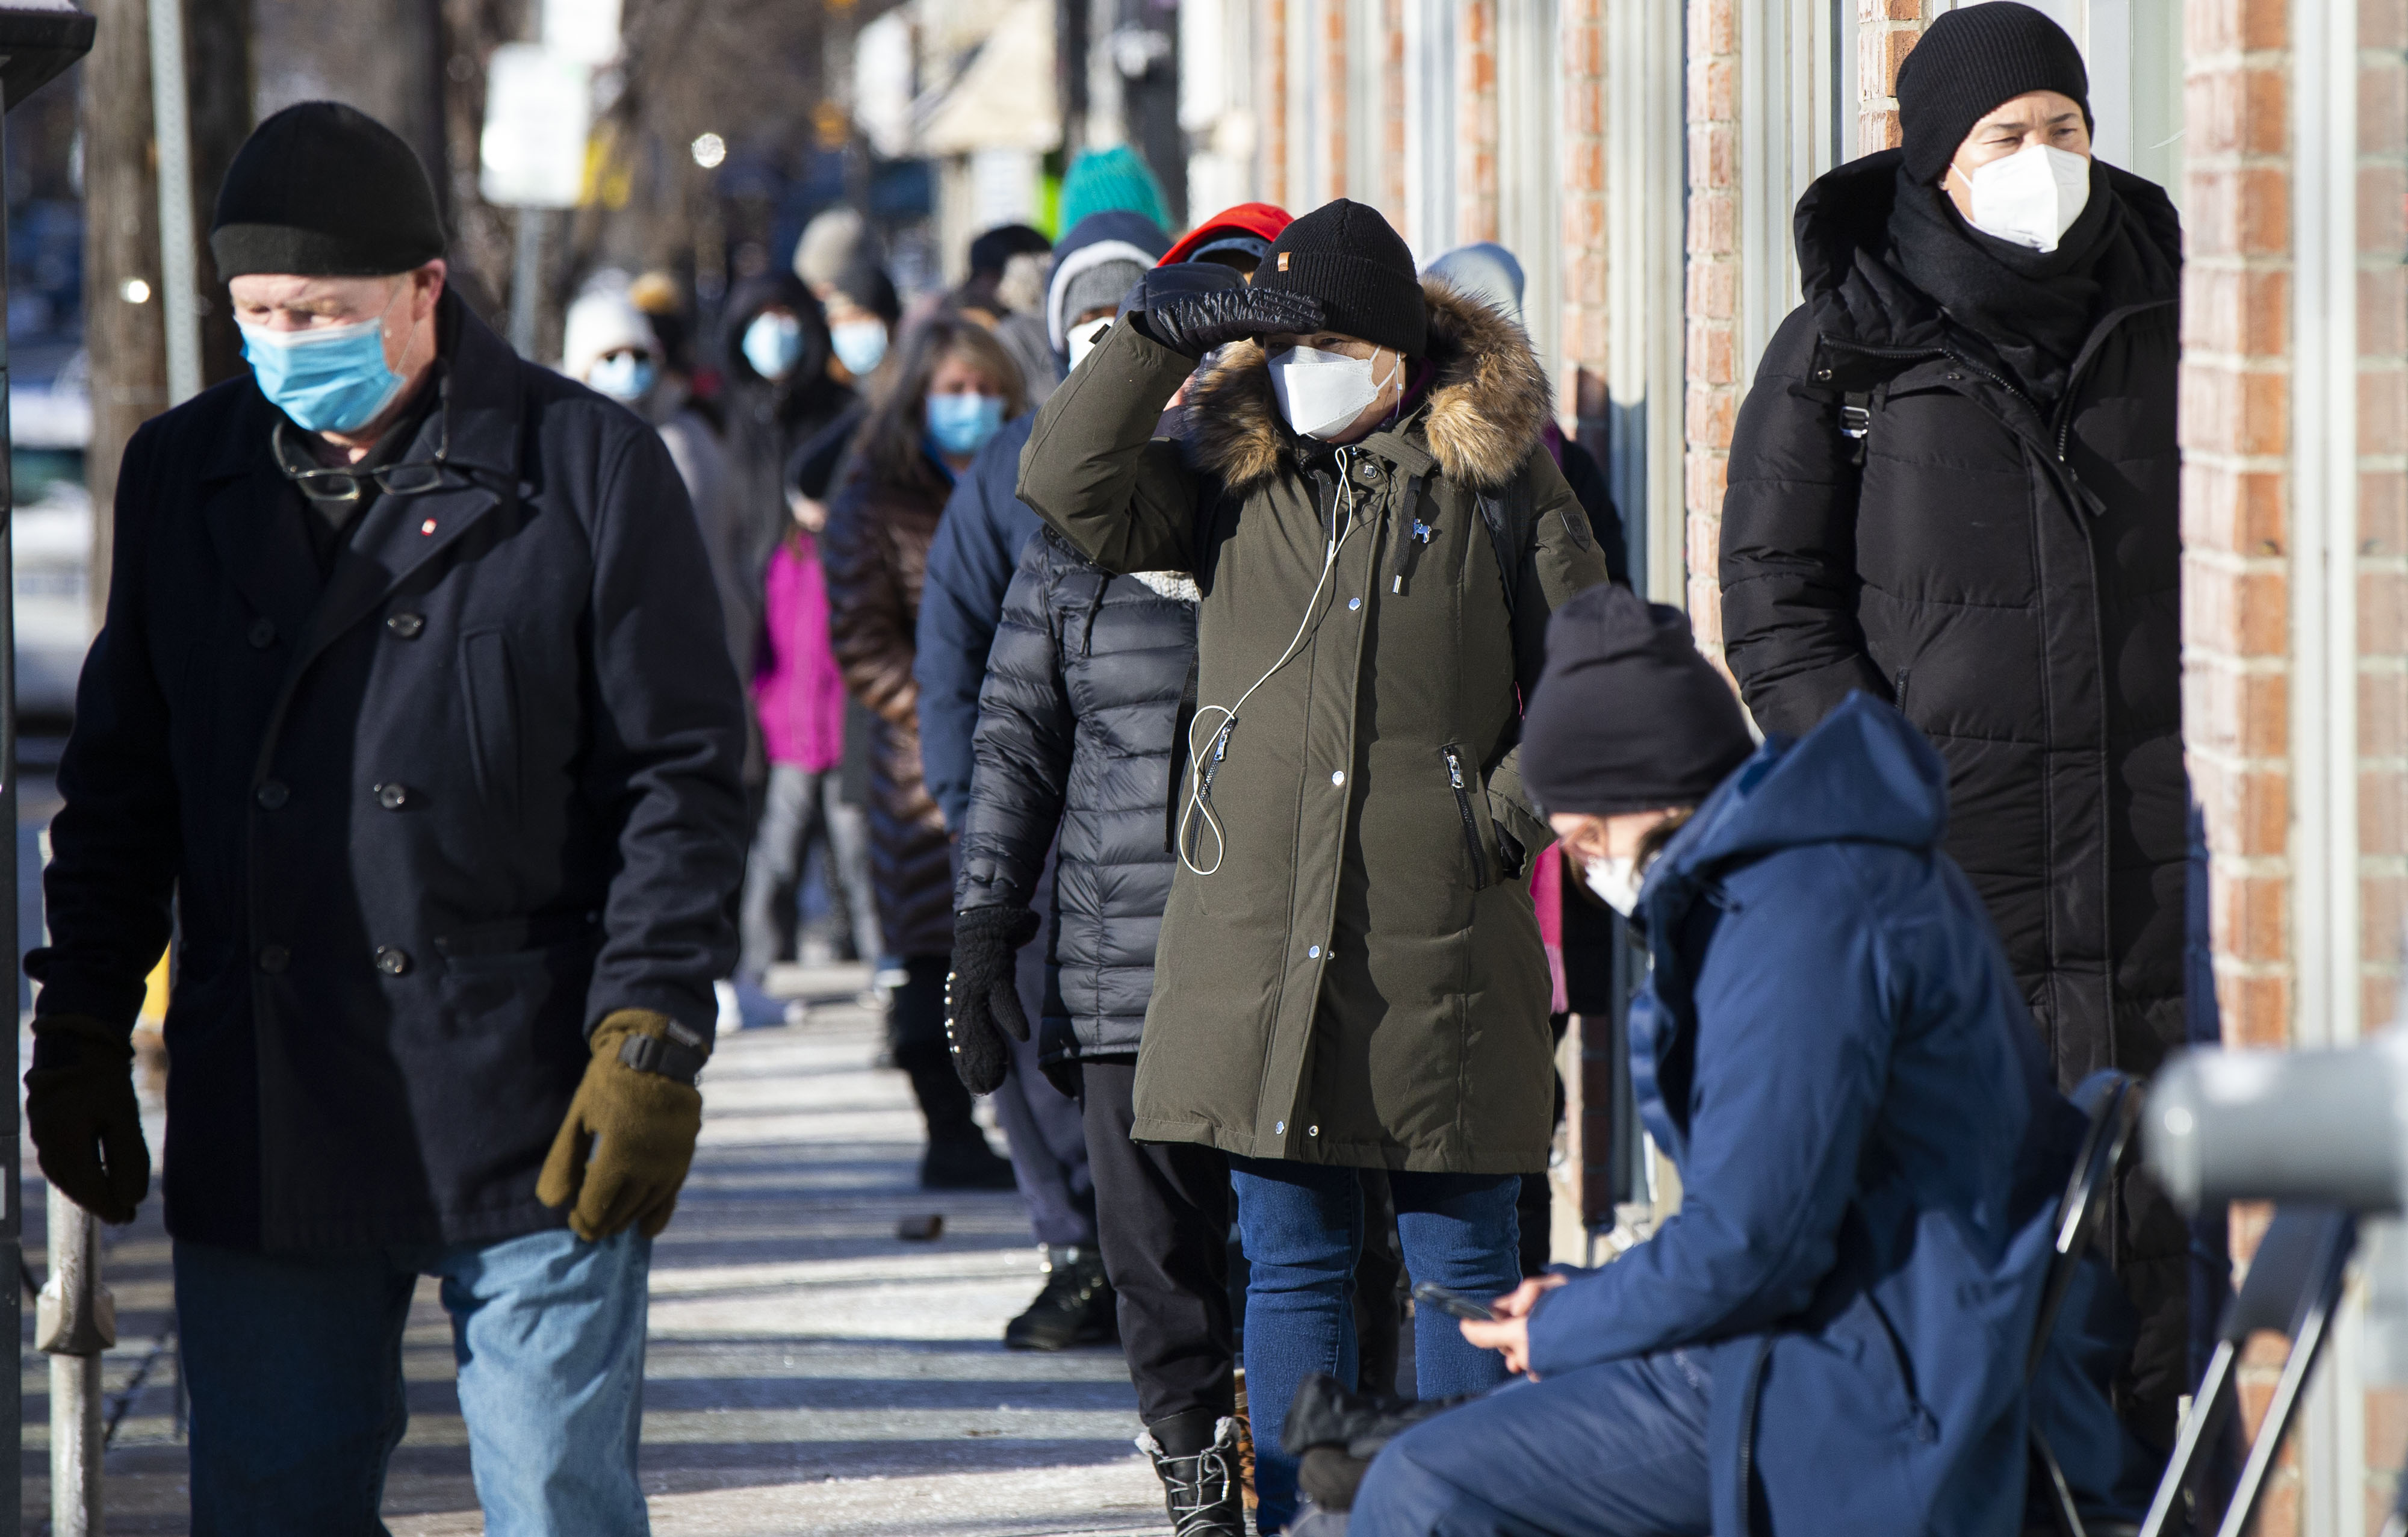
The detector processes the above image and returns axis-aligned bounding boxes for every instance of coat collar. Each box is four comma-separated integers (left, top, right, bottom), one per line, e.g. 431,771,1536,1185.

199,294,531,768
1184,278,1553,492
1795,148,2182,363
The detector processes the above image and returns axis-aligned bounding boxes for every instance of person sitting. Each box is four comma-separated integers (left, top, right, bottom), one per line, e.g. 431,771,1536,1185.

1339,585,2146,1537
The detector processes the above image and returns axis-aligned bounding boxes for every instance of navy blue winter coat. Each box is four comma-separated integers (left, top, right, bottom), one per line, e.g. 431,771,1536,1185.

30,296,748,1250
916,412,1044,830
1523,695,2128,1535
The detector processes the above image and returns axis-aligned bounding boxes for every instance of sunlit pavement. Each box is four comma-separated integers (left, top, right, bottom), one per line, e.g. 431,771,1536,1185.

19,963,1167,1536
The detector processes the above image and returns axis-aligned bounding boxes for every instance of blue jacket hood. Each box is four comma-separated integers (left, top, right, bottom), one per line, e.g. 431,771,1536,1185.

1654,691,1946,894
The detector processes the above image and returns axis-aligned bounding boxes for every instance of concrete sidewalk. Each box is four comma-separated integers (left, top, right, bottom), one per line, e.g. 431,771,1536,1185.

20,966,1168,1536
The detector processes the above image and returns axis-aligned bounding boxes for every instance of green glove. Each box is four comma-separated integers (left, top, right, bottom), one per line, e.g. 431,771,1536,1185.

25,1014,150,1225
537,1010,706,1241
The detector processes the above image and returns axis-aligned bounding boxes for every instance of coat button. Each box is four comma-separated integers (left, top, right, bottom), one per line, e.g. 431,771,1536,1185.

255,780,289,810
1308,945,1321,959
1276,1121,1286,1135
1330,771,1345,786
374,946,412,976
374,782,410,810
1308,1125,1319,1137
257,945,290,973
1348,597,1361,611
385,612,426,639
247,617,276,648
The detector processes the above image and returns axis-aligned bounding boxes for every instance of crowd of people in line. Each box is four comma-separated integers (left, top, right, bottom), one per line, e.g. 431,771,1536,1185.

16,4,2197,1533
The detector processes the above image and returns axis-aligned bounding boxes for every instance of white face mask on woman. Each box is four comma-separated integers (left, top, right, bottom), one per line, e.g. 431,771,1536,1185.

1268,344,1400,440
1952,141,2091,253
1583,854,1643,917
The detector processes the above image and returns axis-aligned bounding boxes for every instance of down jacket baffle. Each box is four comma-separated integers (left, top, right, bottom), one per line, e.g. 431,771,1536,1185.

954,527,1199,1069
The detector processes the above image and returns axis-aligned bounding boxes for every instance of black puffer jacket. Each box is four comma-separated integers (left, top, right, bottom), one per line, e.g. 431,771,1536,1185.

954,528,1197,1067
1720,150,2183,1094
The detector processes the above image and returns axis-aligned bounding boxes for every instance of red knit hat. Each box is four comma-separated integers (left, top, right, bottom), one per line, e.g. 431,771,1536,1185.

1159,203,1294,268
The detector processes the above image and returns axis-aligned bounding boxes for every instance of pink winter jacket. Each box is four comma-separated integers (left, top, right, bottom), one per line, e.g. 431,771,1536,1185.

754,533,849,773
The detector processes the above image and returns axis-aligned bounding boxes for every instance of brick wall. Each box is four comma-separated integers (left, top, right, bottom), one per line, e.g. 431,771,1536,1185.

2363,0,2408,1513
1382,0,1407,220
2183,0,2295,1056
1682,0,1739,649
1457,0,1499,242
1321,0,1348,197
1561,0,1610,451
1857,0,1925,153
1262,0,1289,208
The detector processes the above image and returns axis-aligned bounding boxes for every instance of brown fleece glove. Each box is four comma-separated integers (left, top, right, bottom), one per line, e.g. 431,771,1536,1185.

537,1010,706,1241
25,1014,150,1225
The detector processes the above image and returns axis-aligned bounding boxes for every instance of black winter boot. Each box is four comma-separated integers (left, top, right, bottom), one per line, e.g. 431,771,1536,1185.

1004,1244,1117,1350
1138,1409,1247,1536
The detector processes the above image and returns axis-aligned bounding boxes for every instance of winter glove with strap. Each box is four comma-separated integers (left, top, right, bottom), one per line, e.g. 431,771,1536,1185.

1131,278,1326,360
945,905,1040,1093
25,1014,150,1225
538,1008,707,1241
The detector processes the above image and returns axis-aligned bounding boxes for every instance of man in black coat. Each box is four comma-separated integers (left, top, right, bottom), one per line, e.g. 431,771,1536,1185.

1716,2,2186,1445
23,103,746,1533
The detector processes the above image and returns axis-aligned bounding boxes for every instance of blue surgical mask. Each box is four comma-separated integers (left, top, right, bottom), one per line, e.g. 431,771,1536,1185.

830,319,889,377
586,351,658,402
240,293,408,434
742,311,805,380
925,393,1005,457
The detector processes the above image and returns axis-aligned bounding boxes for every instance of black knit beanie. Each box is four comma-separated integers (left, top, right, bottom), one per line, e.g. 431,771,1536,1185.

1896,1,2091,185
210,102,446,279
1522,586,1757,818
1252,199,1428,356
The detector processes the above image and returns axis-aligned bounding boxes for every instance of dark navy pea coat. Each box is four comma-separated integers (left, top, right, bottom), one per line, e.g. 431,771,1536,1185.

29,295,748,1250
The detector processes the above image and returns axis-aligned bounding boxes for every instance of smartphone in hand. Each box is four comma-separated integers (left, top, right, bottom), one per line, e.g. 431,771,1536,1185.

1412,1281,1497,1322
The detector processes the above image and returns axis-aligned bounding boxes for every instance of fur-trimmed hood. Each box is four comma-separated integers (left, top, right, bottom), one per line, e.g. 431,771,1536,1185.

1184,278,1552,492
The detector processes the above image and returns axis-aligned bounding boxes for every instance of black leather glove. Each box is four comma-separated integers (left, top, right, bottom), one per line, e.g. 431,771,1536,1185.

1040,1056,1084,1101
946,905,1040,1093
25,1014,150,1225
1135,276,1326,359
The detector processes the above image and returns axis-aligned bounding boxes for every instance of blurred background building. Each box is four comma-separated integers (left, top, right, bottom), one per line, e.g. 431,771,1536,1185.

2,0,2403,1526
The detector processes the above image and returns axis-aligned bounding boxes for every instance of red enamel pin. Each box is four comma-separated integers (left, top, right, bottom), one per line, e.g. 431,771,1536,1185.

420,519,438,535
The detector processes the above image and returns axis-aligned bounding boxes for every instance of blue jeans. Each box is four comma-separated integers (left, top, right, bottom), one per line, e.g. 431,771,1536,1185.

175,1226,652,1537
1229,1158,1522,1532
1347,1350,1713,1536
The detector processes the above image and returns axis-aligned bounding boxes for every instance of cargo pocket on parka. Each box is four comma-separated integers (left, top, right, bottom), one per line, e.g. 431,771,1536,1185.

459,630,521,822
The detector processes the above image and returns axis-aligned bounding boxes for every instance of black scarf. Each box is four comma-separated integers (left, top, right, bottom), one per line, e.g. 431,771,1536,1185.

1887,160,2161,406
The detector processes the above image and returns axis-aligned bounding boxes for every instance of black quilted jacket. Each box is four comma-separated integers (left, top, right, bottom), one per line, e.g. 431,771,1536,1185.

954,527,1197,1066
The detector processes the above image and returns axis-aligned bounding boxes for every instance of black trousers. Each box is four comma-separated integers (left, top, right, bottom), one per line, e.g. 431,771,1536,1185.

1082,1058,1236,1428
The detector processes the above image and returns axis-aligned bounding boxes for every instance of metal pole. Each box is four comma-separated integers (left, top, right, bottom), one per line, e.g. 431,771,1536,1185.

510,208,545,359
145,0,203,406
36,1187,111,1537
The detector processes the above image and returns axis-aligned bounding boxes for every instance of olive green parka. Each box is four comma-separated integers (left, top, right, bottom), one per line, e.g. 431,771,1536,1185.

1016,281,1610,1173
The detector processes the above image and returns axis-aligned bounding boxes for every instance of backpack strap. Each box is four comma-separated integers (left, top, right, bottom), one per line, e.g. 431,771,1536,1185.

1477,474,1538,619
1839,390,1872,466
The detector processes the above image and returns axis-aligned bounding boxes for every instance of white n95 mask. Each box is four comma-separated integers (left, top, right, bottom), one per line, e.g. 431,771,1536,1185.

1066,317,1116,374
1269,345,1399,441
1584,855,1643,917
1955,141,2091,254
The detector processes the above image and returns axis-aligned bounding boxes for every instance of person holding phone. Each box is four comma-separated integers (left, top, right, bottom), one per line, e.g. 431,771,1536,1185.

1341,586,2150,1537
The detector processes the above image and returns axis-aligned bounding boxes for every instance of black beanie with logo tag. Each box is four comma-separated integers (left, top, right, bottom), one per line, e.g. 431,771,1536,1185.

1522,585,1757,818
211,102,447,280
1895,1,2092,185
1250,199,1429,358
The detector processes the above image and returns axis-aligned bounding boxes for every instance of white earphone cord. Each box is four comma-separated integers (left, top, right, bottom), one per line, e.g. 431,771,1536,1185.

1178,450,1364,877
